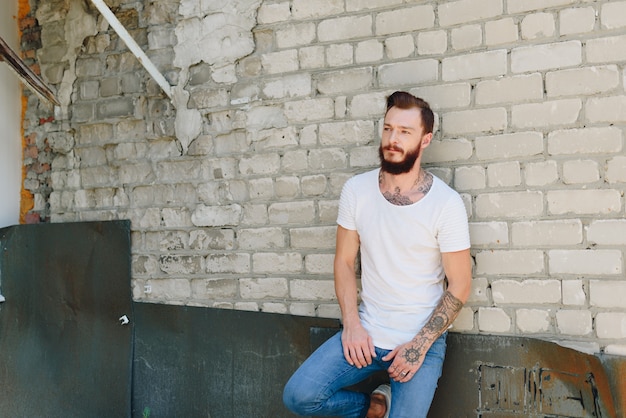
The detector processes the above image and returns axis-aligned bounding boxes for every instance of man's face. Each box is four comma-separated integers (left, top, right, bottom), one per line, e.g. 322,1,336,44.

379,106,428,175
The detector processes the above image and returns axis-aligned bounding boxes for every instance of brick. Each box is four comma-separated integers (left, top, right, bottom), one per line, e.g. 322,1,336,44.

261,50,299,74
412,83,471,110
559,6,595,35
162,208,192,228
469,277,490,303
378,59,438,88
586,95,626,124
261,303,288,314
319,120,375,146
290,279,336,300
487,162,521,188
356,39,384,63
469,222,508,246
451,308,474,331
160,255,203,275
549,250,622,275
606,156,626,183
276,23,316,50
350,146,378,168
384,35,414,59
511,99,582,129
485,18,518,46
290,226,336,249
299,46,325,69
601,2,626,29
442,108,507,135
238,227,286,250
308,148,348,170
478,308,512,333
556,310,593,336
417,30,447,55
548,127,622,155
147,279,191,301
546,66,620,97
375,5,435,35
275,176,300,199
511,41,581,73
206,253,250,274
191,204,242,227
521,12,555,40
605,345,626,356
475,250,544,275
422,138,473,163
442,50,507,81
301,175,327,196
257,2,291,24
596,313,626,339
512,220,582,247
590,280,626,308
475,191,543,219
562,280,586,306
305,254,335,274
284,98,335,123
349,92,388,118
455,166,486,191
346,0,403,11
253,252,302,274
318,15,372,42
451,25,482,51
475,132,544,160
191,279,237,300
517,309,551,333
317,68,374,95
508,0,577,14
547,190,621,216
562,160,599,184
291,0,344,19
289,303,316,316
475,73,544,105
587,220,626,245
240,277,289,299
438,0,503,27
492,279,561,304
586,34,626,63
269,201,315,224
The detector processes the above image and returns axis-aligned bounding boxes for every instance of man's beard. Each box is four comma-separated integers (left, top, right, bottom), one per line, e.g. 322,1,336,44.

378,143,421,175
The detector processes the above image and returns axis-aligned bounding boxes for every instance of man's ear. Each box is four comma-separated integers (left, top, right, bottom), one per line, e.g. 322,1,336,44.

420,132,433,149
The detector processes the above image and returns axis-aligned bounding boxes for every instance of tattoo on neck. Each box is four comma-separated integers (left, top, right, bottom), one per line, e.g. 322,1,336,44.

380,170,433,206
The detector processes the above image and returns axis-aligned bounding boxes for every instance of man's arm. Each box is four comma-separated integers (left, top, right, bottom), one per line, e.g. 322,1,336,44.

383,248,472,381
334,225,376,368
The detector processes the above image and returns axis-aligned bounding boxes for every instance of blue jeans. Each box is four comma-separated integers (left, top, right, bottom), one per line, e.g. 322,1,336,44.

283,331,447,418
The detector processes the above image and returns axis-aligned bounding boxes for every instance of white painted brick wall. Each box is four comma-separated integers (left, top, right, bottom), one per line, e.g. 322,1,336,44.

31,0,626,354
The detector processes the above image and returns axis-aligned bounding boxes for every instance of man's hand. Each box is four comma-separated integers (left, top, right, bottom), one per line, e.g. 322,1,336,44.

341,324,376,368
382,341,425,382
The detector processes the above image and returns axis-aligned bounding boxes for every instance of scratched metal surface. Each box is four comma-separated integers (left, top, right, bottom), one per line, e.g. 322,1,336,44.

0,221,133,418
131,302,340,418
429,333,620,418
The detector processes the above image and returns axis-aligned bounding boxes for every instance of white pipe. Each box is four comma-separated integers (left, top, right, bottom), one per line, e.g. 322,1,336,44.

90,0,173,99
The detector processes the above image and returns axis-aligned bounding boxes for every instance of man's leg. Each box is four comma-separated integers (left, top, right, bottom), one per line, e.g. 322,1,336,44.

388,333,447,418
283,331,381,418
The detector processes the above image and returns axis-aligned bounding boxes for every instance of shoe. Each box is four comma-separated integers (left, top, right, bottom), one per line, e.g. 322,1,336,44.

372,384,391,418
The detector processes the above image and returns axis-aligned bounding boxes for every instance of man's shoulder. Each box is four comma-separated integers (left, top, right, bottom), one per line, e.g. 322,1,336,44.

346,168,379,186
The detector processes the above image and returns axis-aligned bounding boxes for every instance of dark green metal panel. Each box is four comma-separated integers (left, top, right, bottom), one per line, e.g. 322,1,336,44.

131,302,340,418
0,221,133,418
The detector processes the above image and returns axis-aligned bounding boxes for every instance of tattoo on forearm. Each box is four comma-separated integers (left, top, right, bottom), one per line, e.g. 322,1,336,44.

401,291,464,365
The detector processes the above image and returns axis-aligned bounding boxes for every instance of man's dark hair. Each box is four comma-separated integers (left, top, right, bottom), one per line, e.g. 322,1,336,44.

385,91,434,134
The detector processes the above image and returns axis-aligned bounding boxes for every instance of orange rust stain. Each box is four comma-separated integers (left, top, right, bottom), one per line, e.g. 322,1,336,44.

19,94,34,224
18,0,34,224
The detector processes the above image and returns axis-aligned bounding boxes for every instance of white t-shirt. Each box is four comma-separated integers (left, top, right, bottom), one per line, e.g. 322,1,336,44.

337,168,470,349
